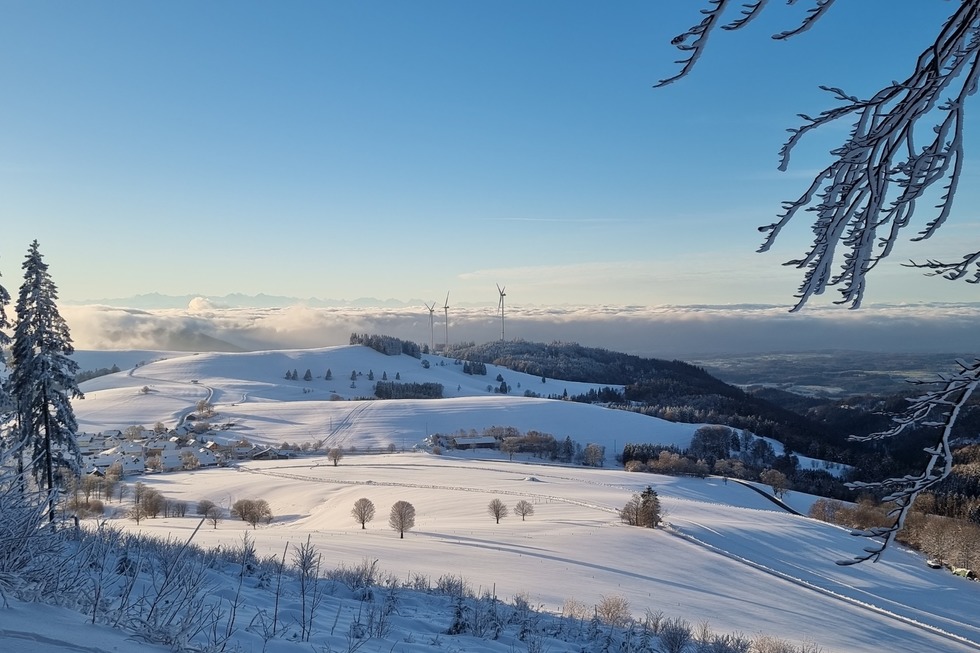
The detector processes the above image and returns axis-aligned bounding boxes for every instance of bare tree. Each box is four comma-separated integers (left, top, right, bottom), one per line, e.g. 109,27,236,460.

196,399,215,417
487,498,508,524
328,447,344,466
500,438,520,461
205,505,222,529
619,494,642,527
130,482,164,523
116,481,129,504
142,488,165,518
197,498,217,516
664,1,980,562
514,499,535,521
124,425,144,440
181,451,200,470
232,498,273,529
351,497,376,529
389,500,416,539
582,443,604,467
759,469,790,500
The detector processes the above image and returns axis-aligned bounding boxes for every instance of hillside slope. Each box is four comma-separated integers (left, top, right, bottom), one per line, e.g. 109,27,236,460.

75,346,693,457
112,454,980,653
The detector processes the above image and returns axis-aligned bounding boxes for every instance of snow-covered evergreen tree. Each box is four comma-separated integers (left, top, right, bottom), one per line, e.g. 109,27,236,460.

8,241,82,520
0,263,11,414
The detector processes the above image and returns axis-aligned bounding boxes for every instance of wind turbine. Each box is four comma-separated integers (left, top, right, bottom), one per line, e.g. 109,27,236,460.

442,291,450,351
424,301,436,352
496,284,506,341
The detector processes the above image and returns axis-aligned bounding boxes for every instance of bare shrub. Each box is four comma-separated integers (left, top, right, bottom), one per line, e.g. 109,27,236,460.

67,497,105,518
624,460,648,473
658,617,693,653
596,594,631,628
435,574,470,598
327,558,379,590
562,598,590,621
642,609,665,635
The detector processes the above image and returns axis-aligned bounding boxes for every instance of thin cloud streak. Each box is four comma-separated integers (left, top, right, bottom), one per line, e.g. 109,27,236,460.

62,301,980,357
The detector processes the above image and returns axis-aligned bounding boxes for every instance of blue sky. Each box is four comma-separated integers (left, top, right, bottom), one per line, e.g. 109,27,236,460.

0,1,976,311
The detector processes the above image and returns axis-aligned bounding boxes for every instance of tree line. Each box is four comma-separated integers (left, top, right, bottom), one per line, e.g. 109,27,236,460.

350,332,422,359
433,426,607,466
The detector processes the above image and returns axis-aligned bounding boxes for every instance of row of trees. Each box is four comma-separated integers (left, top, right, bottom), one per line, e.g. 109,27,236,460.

0,241,82,523
374,381,443,400
437,426,605,466
349,332,422,358
349,496,536,534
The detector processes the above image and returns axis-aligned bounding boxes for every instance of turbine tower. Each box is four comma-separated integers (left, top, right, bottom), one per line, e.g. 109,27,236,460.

424,301,436,353
442,291,450,352
496,284,506,341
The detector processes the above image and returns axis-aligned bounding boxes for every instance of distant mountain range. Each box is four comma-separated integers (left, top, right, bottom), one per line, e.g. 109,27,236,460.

67,293,425,309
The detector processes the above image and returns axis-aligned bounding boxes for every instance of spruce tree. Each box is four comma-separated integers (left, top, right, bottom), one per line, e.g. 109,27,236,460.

0,264,10,412
9,241,82,521
638,486,662,528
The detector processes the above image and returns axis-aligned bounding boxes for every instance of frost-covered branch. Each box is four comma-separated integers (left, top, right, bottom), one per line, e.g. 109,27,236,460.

837,358,980,565
767,2,980,310
906,249,980,282
662,0,980,563
656,0,736,88
657,0,829,88
663,1,980,310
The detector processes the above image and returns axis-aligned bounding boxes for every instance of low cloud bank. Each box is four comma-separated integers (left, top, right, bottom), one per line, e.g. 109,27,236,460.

61,301,980,357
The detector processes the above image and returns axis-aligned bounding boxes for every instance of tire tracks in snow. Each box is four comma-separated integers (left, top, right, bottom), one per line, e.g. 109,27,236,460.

667,527,980,651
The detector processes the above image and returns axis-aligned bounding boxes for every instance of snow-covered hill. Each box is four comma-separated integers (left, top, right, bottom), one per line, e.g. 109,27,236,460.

48,345,980,653
75,346,696,457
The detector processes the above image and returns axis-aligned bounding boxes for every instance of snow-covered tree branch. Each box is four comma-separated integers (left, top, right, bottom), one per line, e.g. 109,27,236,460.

663,0,980,310
840,358,980,564
662,0,980,561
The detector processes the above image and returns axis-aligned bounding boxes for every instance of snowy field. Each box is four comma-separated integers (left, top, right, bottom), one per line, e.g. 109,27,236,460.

99,454,980,653
3,346,975,653
73,347,689,455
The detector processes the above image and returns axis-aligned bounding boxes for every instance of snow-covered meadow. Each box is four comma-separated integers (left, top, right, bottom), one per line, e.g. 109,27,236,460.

73,346,686,455
2,345,977,653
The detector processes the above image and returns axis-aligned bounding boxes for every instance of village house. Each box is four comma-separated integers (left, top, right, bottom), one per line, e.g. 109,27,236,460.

447,435,499,450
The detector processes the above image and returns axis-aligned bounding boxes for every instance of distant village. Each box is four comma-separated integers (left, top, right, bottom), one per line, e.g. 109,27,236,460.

78,403,285,476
